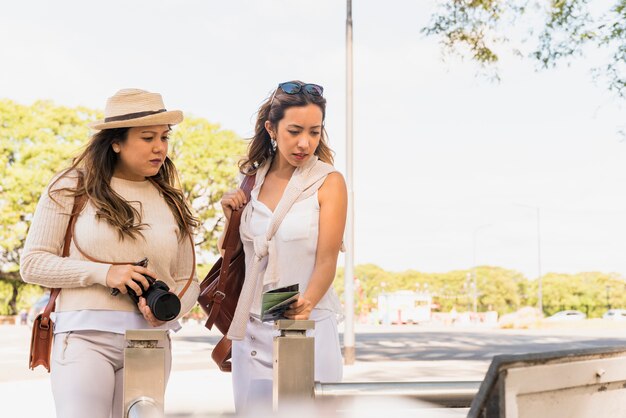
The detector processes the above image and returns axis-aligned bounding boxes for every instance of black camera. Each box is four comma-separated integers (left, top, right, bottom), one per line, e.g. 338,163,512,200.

126,274,181,322
112,258,181,322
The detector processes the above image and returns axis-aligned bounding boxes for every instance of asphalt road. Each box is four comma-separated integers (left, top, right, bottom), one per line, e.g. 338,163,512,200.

3,322,626,417
4,322,626,383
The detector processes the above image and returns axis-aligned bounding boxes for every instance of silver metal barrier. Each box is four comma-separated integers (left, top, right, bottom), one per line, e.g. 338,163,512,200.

273,319,315,410
315,381,479,407
272,320,478,410
123,330,167,418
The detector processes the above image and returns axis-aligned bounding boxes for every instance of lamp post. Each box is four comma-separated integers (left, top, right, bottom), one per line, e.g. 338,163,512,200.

472,224,491,313
515,204,543,313
464,274,471,312
343,0,355,365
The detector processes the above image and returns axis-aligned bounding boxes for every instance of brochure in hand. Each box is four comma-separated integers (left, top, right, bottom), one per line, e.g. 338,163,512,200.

252,284,300,322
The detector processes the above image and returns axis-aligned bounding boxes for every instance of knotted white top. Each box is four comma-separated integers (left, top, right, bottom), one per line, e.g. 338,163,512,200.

227,156,340,340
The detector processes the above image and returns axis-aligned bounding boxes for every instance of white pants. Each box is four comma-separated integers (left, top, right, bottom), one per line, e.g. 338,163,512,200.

50,330,172,418
231,310,343,413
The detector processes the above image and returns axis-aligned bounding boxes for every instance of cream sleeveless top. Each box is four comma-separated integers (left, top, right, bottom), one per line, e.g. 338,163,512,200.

246,187,342,316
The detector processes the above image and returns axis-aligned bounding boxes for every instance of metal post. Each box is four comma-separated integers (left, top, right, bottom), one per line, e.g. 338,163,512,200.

465,273,471,312
123,330,167,418
536,207,543,314
273,320,315,411
515,204,543,313
344,0,356,366
472,224,490,314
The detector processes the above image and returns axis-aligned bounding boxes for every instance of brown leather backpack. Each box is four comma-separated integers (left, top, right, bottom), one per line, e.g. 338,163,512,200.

198,175,255,372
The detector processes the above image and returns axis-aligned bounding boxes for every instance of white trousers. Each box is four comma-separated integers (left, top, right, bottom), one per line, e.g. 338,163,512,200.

231,310,343,413
50,330,171,418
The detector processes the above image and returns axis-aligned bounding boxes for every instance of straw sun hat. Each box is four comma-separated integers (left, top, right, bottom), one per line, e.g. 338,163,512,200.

90,88,183,130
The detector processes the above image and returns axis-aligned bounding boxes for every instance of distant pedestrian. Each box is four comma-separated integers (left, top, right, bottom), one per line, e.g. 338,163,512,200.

220,81,347,412
20,89,199,418
19,310,27,325
450,307,458,325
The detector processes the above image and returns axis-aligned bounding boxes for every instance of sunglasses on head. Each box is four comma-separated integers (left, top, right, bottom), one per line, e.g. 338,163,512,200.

269,81,324,109
279,82,324,96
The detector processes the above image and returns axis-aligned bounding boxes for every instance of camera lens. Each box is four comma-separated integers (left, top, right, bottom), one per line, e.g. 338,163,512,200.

145,284,181,321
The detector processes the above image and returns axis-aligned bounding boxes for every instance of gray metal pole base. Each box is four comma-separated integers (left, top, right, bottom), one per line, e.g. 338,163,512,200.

123,330,167,418
343,345,356,365
273,320,315,411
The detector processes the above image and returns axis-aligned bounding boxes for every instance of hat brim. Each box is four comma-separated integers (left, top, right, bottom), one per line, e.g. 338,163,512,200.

89,110,183,130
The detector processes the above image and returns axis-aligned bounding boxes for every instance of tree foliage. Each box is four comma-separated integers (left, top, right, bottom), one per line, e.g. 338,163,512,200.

536,271,626,316
334,264,625,318
424,0,626,98
0,99,246,314
170,114,246,252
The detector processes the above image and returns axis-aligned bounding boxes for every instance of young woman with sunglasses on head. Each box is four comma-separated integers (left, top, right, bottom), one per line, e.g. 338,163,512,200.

220,81,347,412
20,89,199,418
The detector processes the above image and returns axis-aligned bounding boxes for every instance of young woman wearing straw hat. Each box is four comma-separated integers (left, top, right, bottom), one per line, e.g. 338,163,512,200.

220,81,348,412
20,89,199,418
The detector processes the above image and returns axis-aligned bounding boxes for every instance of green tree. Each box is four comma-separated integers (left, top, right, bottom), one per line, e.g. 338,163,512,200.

0,99,246,314
0,99,96,314
334,263,528,315
424,0,626,98
539,271,626,317
170,115,247,253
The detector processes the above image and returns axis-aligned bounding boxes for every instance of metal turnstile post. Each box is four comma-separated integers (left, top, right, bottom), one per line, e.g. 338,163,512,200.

123,329,167,418
273,320,315,411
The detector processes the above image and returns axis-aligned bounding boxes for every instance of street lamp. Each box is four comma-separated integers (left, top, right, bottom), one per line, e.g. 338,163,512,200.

472,224,491,313
343,0,355,366
514,204,543,313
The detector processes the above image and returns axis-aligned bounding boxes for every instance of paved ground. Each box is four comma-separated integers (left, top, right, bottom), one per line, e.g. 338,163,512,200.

2,321,626,417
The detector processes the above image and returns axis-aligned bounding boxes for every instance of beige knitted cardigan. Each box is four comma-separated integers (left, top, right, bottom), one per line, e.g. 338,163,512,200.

227,156,336,340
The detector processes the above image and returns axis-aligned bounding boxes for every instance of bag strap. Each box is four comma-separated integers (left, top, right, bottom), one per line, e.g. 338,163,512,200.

211,336,233,372
39,182,88,329
69,179,197,299
205,175,255,327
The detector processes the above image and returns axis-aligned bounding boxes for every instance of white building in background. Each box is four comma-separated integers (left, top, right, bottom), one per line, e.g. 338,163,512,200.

377,291,432,325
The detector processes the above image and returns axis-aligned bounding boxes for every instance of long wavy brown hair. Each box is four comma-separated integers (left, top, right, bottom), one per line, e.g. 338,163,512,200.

239,80,334,174
50,127,198,240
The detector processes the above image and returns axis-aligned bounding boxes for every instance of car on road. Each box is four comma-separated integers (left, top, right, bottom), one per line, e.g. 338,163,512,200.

546,310,586,321
27,293,50,326
602,309,626,320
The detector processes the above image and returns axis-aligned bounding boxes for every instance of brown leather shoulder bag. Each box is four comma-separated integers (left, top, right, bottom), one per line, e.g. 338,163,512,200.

198,174,255,372
29,189,87,372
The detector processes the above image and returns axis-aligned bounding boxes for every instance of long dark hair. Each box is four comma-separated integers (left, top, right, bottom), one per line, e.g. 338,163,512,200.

50,127,198,240
239,80,334,174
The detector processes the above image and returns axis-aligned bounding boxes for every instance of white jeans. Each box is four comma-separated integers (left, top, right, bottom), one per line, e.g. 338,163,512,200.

50,330,171,418
231,310,343,413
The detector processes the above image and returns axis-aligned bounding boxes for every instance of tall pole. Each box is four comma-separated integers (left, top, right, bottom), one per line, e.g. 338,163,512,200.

472,224,491,314
514,203,543,313
536,207,543,314
343,0,355,365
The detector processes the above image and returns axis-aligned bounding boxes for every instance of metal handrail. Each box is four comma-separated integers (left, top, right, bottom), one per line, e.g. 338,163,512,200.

314,381,480,408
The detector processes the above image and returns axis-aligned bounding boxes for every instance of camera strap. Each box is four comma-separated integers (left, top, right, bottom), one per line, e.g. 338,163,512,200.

69,183,197,299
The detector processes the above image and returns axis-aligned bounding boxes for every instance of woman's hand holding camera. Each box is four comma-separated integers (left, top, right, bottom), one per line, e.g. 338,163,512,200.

220,188,247,222
105,264,155,296
138,297,166,327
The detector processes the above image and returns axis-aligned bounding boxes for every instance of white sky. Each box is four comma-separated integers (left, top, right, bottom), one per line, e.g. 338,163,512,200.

1,0,625,278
